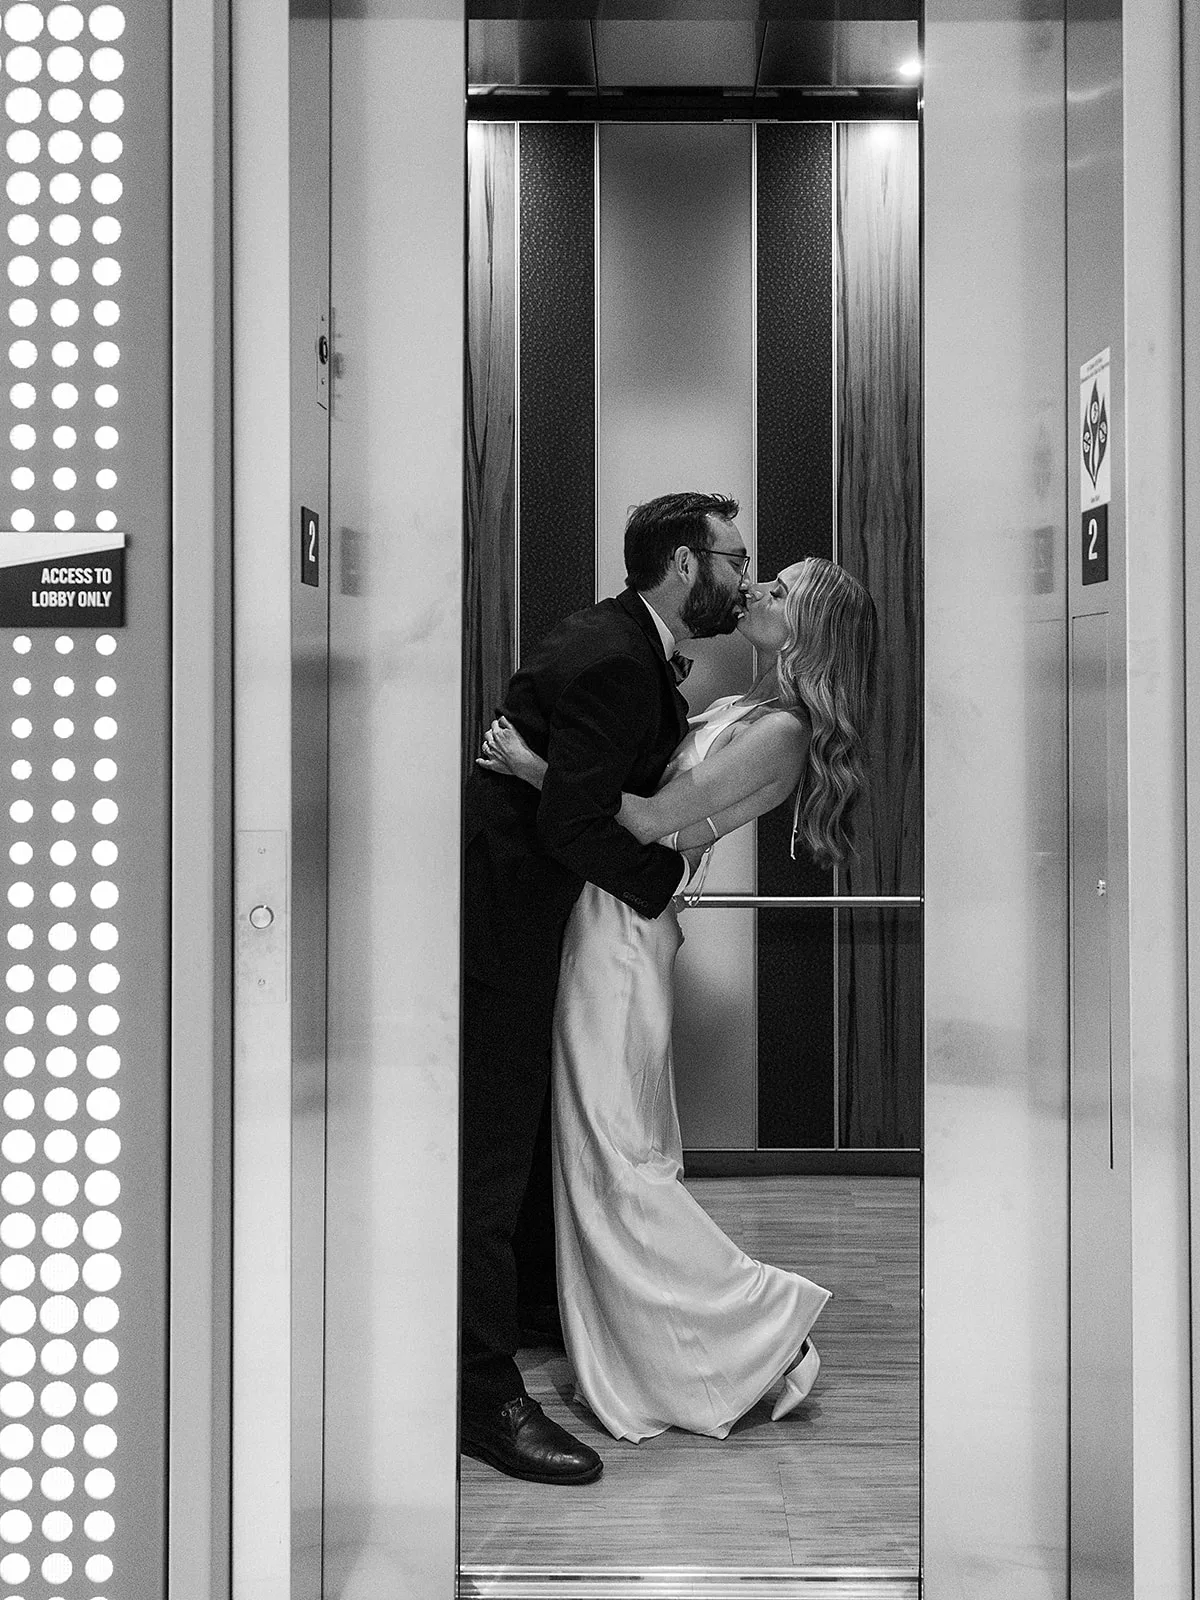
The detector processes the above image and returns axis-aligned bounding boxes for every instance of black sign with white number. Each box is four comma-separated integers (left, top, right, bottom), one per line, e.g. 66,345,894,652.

300,506,320,588
1081,504,1108,586
0,533,126,627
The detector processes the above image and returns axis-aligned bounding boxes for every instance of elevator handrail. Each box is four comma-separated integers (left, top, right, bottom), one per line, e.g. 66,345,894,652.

686,894,924,908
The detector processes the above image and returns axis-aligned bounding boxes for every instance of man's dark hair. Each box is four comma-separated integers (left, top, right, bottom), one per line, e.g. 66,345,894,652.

624,492,740,592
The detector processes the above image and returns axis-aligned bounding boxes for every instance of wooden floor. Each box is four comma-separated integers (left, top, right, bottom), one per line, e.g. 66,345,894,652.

459,1176,919,1573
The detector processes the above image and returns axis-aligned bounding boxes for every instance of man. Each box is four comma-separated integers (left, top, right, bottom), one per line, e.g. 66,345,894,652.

460,491,749,1484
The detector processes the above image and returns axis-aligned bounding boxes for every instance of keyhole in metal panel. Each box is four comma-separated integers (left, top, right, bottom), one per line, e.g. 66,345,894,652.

317,334,329,365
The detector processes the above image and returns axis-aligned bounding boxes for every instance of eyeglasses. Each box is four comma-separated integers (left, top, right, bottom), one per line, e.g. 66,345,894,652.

693,546,751,579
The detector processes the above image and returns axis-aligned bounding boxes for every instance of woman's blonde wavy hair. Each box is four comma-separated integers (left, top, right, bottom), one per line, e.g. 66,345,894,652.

773,558,878,869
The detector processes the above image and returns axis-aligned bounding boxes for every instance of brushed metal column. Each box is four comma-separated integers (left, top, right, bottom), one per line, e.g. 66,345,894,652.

324,9,464,1596
290,6,331,1598
923,11,1070,1593
1186,0,1200,1574
1122,0,1190,1585
1066,8,1133,1592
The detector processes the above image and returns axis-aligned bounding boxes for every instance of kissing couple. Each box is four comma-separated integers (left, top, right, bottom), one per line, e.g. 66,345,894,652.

461,491,877,1484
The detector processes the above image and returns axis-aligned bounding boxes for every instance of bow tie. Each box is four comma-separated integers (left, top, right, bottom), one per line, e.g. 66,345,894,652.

669,651,693,685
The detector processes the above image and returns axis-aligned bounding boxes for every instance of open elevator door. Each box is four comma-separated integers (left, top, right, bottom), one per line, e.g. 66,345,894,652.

259,0,1193,1594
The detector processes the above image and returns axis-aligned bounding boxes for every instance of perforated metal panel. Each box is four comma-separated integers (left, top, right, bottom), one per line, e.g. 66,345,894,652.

1,4,169,1595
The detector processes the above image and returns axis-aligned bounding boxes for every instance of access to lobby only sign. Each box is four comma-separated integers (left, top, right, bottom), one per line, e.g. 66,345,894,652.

0,531,126,627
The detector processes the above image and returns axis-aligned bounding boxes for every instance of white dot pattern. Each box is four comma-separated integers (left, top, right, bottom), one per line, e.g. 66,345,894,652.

3,627,123,1579
4,4,123,540
3,10,127,1583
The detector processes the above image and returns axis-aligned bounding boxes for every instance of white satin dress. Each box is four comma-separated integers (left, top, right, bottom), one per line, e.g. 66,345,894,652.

551,696,832,1442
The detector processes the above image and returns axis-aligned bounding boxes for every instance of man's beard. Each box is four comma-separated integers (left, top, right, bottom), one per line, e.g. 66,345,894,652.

680,562,741,638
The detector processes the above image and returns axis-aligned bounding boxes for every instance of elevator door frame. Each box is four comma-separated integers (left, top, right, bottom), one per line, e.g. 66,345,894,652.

218,2,1198,1596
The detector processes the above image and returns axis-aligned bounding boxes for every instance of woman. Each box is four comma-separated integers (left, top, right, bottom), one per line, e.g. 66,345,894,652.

477,556,877,1441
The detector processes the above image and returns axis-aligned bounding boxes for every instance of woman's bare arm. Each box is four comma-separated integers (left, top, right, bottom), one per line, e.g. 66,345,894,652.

479,709,805,852
616,712,807,844
676,776,797,850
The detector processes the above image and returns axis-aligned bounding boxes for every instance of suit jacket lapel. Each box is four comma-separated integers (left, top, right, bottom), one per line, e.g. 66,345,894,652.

614,588,689,744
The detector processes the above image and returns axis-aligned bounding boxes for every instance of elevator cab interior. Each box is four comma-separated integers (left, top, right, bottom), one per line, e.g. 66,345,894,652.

455,4,923,1585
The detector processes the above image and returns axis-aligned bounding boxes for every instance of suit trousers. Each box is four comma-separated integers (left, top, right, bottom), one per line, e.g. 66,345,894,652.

460,836,574,1411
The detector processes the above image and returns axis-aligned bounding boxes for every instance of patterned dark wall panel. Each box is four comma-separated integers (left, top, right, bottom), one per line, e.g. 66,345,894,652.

756,124,837,1148
464,124,516,776
836,122,923,1147
519,123,595,655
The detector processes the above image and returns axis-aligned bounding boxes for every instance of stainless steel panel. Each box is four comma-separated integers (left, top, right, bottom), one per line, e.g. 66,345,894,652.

172,0,234,1593
923,11,1070,1595
597,123,756,1150
1068,610,1131,1593
325,8,463,1594
1121,0,1191,1584
1065,9,1135,1593
593,21,758,88
758,21,919,88
469,19,595,88
1186,0,1200,1572
290,8,331,1596
231,0,294,1588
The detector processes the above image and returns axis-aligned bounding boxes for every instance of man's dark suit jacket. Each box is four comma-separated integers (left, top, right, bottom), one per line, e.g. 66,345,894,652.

462,586,690,994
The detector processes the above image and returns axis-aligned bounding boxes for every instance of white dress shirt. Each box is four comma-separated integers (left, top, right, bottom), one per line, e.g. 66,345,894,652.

637,593,677,660
635,593,690,894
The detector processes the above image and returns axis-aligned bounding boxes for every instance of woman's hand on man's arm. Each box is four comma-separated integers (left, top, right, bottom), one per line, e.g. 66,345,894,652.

476,715,547,790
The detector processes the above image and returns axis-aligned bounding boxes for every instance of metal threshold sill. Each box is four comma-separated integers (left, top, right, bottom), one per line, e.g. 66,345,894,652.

459,1567,919,1599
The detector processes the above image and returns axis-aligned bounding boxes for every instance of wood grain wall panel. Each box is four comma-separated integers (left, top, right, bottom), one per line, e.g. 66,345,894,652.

464,123,516,778
756,123,837,1149
836,122,922,1147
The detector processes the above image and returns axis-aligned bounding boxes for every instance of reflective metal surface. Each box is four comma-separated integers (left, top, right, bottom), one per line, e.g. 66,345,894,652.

467,16,920,92
231,0,293,1593
289,6,331,1596
1185,0,1200,1574
690,897,922,909
597,121,757,1149
460,1568,918,1599
1065,11,1133,1588
323,6,464,1595
1120,0,1191,1586
923,11,1070,1595
173,0,234,1593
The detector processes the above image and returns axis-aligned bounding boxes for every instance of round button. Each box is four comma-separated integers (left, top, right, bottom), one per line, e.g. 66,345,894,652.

248,905,274,930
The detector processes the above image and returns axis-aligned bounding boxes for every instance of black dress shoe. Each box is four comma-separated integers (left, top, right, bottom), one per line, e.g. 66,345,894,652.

461,1396,602,1485
517,1302,565,1348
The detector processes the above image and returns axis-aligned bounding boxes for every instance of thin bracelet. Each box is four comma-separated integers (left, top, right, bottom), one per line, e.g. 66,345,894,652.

704,816,719,844
666,830,679,851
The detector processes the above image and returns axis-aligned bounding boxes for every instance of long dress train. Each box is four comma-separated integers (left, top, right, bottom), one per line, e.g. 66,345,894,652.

551,698,831,1442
